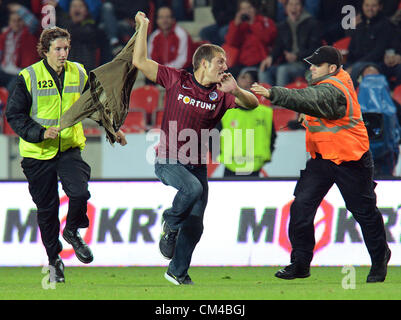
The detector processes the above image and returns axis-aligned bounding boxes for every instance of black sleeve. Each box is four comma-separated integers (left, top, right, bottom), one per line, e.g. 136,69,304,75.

358,20,392,62
5,75,46,142
270,122,276,155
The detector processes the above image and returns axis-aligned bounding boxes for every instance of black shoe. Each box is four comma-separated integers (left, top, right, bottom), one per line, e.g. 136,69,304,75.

367,248,391,283
159,220,178,260
275,263,311,280
49,256,65,283
63,228,93,264
164,270,194,285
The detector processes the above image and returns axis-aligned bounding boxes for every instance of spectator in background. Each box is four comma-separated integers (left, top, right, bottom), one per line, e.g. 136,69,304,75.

57,0,112,72
275,0,321,22
31,0,63,34
224,0,277,78
357,64,401,177
0,10,39,93
254,0,278,20
218,68,276,177
346,0,393,86
0,0,8,30
199,0,236,46
7,2,39,34
148,6,193,70
317,0,362,45
259,0,321,86
154,0,193,22
380,28,401,89
100,0,151,56
58,0,102,22
381,0,401,21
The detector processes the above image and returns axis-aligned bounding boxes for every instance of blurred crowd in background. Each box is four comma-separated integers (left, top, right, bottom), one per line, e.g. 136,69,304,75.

1,0,401,177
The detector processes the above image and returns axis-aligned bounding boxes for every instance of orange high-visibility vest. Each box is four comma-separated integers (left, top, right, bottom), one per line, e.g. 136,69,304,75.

303,68,369,165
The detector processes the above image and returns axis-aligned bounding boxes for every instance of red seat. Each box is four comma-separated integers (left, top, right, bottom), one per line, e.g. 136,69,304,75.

273,107,298,131
332,36,351,55
151,107,164,129
84,127,102,136
0,86,9,103
393,84,401,106
129,85,160,117
0,88,17,136
192,40,210,55
121,108,147,133
221,43,239,68
333,36,351,63
285,77,308,89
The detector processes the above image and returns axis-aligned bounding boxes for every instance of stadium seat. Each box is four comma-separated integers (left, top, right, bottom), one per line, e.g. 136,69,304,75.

0,88,16,136
273,107,298,131
332,36,351,62
285,77,308,89
393,84,401,106
84,127,102,136
0,86,9,103
221,44,239,68
129,85,160,117
192,40,210,56
121,108,147,133
151,107,164,129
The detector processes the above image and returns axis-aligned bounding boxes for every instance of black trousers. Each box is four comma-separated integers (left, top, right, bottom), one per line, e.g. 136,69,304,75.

289,151,388,266
21,148,91,261
223,167,260,177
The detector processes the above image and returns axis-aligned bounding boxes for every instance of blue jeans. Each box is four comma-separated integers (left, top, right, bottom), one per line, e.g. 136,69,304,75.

155,159,208,277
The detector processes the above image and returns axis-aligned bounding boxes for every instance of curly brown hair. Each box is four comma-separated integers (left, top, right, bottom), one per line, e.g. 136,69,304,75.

37,27,71,59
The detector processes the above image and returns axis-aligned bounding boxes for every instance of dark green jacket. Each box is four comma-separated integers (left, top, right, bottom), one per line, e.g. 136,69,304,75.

269,69,348,120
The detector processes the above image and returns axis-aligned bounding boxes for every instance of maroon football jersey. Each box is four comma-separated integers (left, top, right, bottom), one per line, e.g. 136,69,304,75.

155,64,238,165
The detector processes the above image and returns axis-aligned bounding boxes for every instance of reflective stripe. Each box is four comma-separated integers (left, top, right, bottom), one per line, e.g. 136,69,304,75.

73,62,86,93
304,77,362,133
26,66,37,116
64,86,81,93
27,62,85,127
37,88,58,96
26,66,59,126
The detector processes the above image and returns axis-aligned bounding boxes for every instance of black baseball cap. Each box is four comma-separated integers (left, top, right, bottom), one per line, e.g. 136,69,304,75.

304,46,343,68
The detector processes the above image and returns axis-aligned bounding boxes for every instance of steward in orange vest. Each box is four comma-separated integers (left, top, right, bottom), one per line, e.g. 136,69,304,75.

303,67,370,164
250,45,390,283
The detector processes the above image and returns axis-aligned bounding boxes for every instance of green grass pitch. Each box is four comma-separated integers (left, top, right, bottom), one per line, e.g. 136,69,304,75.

0,266,400,300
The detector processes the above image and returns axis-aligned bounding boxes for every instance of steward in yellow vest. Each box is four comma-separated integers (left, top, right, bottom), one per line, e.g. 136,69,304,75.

251,46,390,283
18,59,87,159
6,27,94,282
219,105,275,175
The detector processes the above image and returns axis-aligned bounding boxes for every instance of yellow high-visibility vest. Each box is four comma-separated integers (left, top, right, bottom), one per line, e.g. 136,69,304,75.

19,60,87,160
219,105,274,173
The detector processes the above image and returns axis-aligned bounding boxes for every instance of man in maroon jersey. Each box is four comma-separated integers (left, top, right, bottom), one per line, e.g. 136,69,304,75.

133,11,258,285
